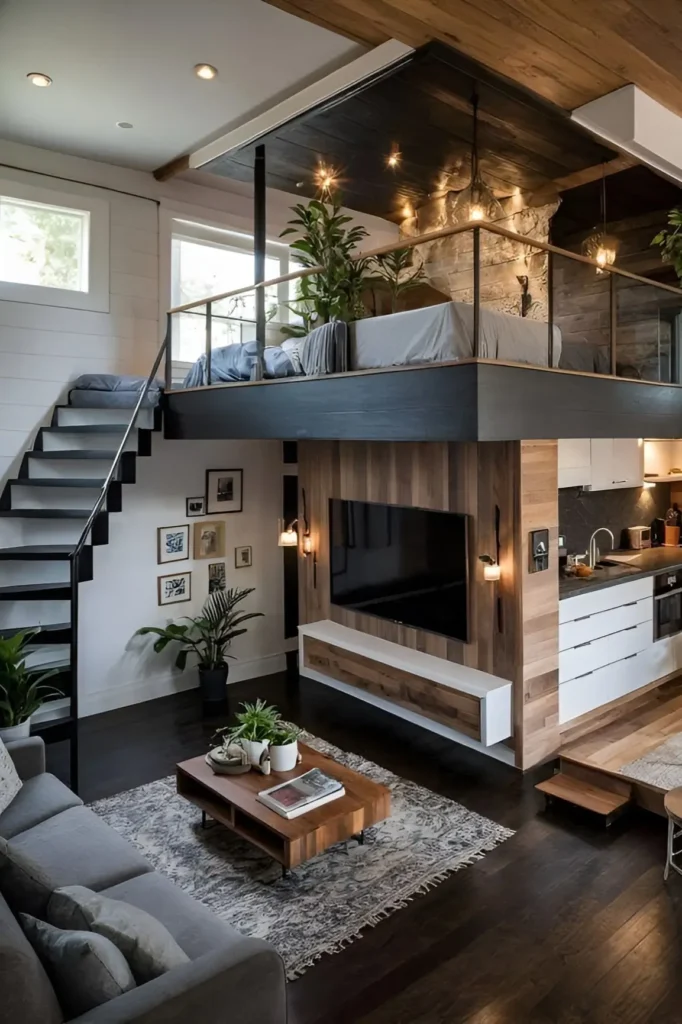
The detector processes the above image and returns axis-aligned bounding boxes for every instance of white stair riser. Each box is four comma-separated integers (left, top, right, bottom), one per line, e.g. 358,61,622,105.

57,407,154,428
24,646,69,670
0,563,70,586
27,458,118,480
32,698,71,724
11,486,102,511
40,434,138,453
0,602,70,629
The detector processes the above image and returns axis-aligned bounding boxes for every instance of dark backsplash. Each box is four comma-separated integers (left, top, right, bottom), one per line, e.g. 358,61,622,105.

559,484,672,557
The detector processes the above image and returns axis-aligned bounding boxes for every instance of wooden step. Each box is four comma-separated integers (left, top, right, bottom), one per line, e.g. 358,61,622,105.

536,772,631,822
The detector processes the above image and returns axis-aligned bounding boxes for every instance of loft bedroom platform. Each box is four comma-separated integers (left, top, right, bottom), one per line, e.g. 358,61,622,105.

163,218,682,444
160,39,682,444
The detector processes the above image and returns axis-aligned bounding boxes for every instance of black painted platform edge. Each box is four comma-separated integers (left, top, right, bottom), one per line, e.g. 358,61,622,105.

165,362,682,443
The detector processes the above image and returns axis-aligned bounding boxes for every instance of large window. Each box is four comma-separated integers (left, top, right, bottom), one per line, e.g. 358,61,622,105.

171,220,290,364
0,178,109,312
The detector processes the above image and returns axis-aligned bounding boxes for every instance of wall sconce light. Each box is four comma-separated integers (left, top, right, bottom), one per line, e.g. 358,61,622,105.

278,519,298,547
479,554,501,582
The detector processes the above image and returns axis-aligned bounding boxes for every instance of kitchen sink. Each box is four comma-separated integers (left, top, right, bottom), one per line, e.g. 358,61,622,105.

592,560,641,578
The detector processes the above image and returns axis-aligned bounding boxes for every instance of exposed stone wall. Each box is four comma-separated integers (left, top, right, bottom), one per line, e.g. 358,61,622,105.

401,193,559,321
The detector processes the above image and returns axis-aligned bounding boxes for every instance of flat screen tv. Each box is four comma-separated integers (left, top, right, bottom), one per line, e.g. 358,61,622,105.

329,499,470,643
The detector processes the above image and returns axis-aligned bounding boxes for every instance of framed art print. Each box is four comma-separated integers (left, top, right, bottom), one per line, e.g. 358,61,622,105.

208,561,226,593
158,571,191,606
157,524,189,564
186,496,205,517
194,520,226,559
235,545,252,568
206,469,243,515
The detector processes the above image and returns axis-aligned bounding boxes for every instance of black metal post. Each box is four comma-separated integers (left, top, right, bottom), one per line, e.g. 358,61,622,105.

205,303,213,386
609,272,617,376
69,553,80,795
254,144,266,381
164,312,173,392
473,227,481,358
547,250,554,368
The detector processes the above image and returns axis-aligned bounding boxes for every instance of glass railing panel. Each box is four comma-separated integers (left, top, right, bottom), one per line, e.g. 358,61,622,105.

614,275,682,383
550,253,611,375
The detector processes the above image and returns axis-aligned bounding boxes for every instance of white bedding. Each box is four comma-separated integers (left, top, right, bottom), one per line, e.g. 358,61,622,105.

350,301,561,370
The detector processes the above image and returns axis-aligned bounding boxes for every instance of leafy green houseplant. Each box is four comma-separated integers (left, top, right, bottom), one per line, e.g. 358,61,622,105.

268,721,302,773
135,588,263,708
280,194,369,337
0,630,62,741
653,207,682,281
367,247,427,314
215,699,281,766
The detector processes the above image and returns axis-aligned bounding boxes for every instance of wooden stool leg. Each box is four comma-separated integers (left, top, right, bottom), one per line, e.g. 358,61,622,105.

665,816,675,881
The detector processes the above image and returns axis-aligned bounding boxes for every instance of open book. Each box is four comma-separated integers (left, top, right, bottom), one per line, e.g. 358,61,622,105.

257,768,345,819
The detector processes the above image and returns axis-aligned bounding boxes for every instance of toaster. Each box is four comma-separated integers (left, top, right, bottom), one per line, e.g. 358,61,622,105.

627,525,651,549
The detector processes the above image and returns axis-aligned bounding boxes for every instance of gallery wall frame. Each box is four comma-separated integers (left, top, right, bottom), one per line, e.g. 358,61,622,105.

158,571,192,606
157,524,190,564
206,468,243,515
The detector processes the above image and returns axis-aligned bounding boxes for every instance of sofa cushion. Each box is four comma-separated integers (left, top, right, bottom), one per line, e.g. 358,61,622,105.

0,738,22,816
0,893,63,1024
0,772,82,839
102,871,244,960
21,913,136,1018
48,885,190,983
0,806,152,917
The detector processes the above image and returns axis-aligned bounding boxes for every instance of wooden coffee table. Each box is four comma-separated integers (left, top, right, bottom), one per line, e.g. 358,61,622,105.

176,743,391,875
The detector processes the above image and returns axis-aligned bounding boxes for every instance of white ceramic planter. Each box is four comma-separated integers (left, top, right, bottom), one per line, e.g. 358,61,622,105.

241,739,269,766
0,720,31,743
269,741,298,773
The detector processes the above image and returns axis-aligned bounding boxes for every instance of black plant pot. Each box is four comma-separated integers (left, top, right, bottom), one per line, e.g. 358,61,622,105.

198,665,229,710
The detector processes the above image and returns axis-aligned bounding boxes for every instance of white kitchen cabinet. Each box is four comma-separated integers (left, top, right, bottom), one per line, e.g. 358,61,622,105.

558,439,591,489
589,438,643,491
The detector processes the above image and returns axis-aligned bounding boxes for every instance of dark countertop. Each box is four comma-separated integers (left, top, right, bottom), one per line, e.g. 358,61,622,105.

559,547,682,601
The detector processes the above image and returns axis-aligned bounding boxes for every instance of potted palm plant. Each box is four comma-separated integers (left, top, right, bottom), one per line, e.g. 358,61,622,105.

0,630,63,742
135,588,263,708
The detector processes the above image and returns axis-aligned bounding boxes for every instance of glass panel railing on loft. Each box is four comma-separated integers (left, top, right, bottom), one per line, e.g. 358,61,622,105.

550,252,612,376
614,275,682,383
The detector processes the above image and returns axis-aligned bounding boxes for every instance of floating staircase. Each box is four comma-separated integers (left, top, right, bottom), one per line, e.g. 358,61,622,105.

0,399,162,790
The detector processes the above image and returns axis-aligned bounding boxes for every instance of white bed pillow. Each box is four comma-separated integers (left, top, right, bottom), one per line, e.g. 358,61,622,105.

0,738,22,815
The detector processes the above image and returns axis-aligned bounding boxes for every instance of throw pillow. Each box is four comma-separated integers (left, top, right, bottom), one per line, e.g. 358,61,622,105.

0,739,22,817
48,885,189,983
20,913,136,1018
0,836,54,917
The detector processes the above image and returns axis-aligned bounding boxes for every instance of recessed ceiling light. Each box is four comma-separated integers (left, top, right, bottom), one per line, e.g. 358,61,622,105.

116,121,134,129
27,72,52,88
194,63,218,80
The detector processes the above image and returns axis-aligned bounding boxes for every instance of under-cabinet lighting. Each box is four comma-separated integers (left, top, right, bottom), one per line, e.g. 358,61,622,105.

643,481,657,489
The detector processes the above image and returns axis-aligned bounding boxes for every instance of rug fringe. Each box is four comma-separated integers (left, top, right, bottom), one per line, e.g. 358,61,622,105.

286,832,510,980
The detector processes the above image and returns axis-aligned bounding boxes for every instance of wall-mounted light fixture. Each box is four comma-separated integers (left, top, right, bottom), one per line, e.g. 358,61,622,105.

278,519,298,547
479,554,501,582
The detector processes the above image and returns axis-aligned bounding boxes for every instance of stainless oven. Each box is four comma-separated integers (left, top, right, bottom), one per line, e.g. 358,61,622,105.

654,569,682,641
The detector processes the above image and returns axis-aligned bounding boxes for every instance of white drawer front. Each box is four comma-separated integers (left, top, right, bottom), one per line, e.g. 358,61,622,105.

559,596,652,651
559,575,653,624
559,620,652,683
559,648,656,724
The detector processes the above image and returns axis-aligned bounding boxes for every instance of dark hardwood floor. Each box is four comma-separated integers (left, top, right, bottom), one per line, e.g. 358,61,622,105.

48,673,682,1024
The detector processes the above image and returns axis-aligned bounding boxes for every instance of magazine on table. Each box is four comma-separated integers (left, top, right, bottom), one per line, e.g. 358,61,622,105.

257,768,345,819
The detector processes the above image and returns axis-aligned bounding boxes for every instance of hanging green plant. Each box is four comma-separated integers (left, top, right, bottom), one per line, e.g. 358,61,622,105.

652,207,682,282
280,194,370,337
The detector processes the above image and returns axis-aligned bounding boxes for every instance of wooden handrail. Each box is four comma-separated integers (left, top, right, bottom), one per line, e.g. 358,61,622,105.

167,218,682,315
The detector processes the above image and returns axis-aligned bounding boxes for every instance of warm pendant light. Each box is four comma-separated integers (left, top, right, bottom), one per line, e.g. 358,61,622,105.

583,167,619,273
450,87,505,224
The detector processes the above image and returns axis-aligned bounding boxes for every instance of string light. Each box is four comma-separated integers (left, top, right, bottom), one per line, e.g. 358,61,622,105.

315,164,338,194
387,150,401,169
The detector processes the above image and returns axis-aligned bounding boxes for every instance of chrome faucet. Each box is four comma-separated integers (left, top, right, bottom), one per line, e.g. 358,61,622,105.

588,527,615,569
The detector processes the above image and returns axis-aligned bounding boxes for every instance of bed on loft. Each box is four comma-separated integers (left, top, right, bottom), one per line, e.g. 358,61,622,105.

180,300,563,388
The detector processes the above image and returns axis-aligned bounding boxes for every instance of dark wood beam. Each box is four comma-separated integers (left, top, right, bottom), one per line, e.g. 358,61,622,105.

153,153,191,182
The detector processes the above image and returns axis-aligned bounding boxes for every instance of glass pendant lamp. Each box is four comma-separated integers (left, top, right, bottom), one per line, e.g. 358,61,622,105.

450,87,505,224
582,168,619,273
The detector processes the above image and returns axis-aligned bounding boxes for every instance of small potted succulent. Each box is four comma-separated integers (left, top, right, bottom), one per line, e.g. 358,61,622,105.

268,721,302,773
219,699,281,766
0,630,62,742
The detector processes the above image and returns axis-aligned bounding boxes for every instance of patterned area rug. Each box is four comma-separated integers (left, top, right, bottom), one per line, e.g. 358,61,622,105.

91,733,513,978
619,733,682,790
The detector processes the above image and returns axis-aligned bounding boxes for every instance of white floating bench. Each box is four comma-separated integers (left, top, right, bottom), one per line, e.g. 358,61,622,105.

299,620,513,750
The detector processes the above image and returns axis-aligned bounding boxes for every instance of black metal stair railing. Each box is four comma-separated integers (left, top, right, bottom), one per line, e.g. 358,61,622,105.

66,317,172,791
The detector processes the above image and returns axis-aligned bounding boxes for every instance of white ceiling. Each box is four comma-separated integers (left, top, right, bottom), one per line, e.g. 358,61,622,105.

0,0,363,171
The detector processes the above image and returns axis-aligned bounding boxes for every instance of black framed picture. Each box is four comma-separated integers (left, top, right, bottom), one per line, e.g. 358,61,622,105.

206,469,243,515
235,545,252,568
208,561,226,594
158,571,191,606
186,496,205,517
157,524,189,564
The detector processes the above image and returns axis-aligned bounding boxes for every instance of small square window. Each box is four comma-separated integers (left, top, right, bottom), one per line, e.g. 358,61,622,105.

0,195,90,293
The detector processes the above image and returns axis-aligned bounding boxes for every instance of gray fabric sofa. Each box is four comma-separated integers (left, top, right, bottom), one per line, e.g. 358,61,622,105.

0,738,287,1023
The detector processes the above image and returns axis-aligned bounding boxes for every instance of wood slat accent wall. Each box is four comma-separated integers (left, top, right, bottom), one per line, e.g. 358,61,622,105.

297,439,559,769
